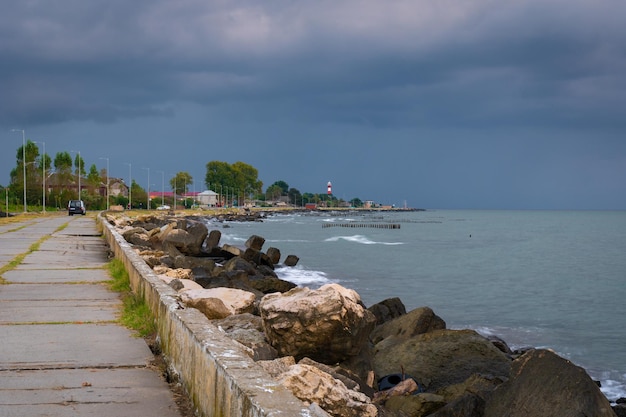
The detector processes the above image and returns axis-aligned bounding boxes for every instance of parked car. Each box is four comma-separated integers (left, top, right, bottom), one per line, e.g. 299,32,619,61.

156,205,170,210
68,200,86,215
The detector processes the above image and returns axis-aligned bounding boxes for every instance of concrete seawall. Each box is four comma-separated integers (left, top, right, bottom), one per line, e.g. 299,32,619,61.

98,214,321,417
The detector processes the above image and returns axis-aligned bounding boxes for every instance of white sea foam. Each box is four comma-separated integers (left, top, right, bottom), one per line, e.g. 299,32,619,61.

324,235,404,246
275,265,333,287
596,374,626,402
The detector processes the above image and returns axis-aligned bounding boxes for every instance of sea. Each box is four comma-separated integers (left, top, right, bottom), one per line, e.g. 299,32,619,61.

205,209,626,402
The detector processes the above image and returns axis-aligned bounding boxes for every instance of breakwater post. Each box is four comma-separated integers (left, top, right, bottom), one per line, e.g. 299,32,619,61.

322,223,401,229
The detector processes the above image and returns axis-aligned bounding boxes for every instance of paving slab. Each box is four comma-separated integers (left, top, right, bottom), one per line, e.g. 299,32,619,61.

0,283,119,324
0,215,184,416
1,324,153,370
0,368,181,417
4,268,110,283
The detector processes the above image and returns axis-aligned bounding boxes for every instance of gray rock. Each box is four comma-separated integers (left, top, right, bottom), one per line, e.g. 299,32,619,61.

373,329,511,392
484,349,616,417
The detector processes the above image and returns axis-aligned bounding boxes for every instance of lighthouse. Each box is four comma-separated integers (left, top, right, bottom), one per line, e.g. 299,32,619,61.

327,181,332,195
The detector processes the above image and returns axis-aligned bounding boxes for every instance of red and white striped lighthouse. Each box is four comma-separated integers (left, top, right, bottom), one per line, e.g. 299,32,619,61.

327,181,332,195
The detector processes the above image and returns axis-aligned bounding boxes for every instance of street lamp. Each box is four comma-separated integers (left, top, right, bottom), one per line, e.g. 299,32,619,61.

11,129,27,212
124,163,132,209
71,150,81,199
142,167,150,210
99,157,109,210
157,170,164,207
34,140,46,213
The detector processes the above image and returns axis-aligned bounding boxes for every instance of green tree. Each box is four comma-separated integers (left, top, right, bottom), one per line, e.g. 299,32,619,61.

205,161,262,205
265,184,282,201
288,187,302,206
170,172,192,196
8,140,42,206
87,164,101,189
53,152,74,199
131,180,147,209
268,180,289,195
350,198,364,208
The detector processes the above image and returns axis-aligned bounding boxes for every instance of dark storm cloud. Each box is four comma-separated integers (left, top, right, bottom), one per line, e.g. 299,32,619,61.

2,0,625,129
2,1,625,209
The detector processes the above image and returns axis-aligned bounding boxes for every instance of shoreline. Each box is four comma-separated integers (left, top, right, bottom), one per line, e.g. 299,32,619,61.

107,209,625,415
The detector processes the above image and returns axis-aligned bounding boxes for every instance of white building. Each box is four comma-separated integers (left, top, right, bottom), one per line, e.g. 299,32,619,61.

197,190,218,206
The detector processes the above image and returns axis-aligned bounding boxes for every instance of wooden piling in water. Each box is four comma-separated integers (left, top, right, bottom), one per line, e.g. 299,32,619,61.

322,223,401,229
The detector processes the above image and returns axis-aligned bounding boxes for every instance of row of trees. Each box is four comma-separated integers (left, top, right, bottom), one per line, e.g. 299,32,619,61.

1,140,365,212
2,140,198,212
204,161,365,208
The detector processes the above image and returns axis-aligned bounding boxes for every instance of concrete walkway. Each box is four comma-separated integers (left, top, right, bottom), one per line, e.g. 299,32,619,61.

0,214,183,417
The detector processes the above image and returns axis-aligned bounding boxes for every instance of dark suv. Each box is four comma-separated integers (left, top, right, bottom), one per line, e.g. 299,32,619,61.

68,200,86,215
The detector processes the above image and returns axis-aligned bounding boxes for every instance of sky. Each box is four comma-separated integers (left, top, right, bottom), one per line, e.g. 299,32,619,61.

1,0,625,210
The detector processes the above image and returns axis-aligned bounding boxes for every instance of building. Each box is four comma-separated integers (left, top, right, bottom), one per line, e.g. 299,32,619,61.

196,190,218,206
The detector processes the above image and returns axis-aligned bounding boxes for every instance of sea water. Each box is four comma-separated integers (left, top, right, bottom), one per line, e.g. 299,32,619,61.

208,209,626,401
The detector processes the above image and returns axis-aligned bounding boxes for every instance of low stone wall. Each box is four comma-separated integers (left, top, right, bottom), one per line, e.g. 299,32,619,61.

98,214,317,417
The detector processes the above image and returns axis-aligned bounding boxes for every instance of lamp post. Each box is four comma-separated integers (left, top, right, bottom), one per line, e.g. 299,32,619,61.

157,171,164,207
142,167,150,210
124,163,132,209
35,140,46,213
99,157,109,210
71,150,81,199
11,129,27,212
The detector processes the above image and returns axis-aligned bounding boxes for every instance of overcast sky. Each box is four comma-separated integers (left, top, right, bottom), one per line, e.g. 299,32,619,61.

1,0,625,209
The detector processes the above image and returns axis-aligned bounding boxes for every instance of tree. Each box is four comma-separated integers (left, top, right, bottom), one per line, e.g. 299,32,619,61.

170,172,192,196
266,184,283,202
350,198,364,208
87,164,101,189
205,161,262,205
131,180,147,209
271,180,289,195
288,187,302,206
9,140,41,205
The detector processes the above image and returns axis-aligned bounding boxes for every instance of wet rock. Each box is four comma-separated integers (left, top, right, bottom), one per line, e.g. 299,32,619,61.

484,349,616,417
368,297,407,325
370,306,446,345
203,229,221,250
245,234,266,251
283,254,299,267
373,329,511,392
248,276,297,294
266,247,281,264
383,392,446,417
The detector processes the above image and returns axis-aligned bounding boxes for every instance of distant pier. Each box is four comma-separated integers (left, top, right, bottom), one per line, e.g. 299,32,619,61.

322,222,401,229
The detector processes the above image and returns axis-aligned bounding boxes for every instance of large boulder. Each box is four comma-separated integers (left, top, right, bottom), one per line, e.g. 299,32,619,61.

180,287,256,319
213,313,277,361
203,229,222,250
266,247,281,264
373,329,511,392
484,349,617,417
245,234,265,251
259,284,376,364
283,254,299,266
368,297,407,325
159,221,208,256
278,364,378,417
370,306,446,344
122,227,150,246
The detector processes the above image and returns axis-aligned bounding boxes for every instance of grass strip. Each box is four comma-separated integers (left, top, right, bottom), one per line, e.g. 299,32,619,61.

106,258,156,338
0,229,62,283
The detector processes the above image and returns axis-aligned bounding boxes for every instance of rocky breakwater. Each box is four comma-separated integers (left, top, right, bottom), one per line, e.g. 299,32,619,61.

108,212,621,417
